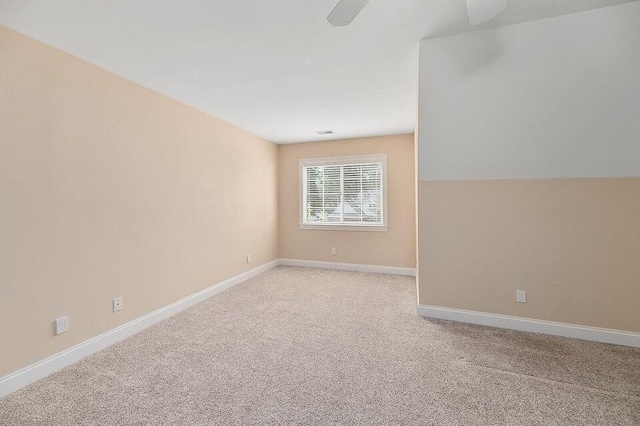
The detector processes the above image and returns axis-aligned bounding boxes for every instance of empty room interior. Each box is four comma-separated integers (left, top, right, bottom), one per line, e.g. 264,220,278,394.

1,0,639,424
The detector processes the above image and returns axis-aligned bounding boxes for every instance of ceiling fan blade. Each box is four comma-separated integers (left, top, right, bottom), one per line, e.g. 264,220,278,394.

327,0,370,27
466,0,507,25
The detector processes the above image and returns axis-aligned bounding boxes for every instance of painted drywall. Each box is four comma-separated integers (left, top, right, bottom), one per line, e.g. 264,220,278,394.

418,2,640,181
279,135,416,268
417,3,640,333
0,26,278,377
418,179,640,333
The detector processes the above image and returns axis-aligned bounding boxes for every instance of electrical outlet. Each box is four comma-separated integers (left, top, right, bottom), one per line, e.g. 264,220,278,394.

113,297,123,312
331,248,336,255
55,316,69,335
516,290,527,303
246,254,251,263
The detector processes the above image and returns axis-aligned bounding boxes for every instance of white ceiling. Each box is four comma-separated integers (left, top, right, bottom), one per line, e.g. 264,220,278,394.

0,0,635,143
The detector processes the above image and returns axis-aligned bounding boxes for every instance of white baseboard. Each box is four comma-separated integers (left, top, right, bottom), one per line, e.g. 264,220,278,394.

0,260,279,399
278,258,416,276
0,258,415,399
417,305,640,348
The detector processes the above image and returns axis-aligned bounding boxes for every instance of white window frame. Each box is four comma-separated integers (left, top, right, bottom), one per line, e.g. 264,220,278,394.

299,154,388,232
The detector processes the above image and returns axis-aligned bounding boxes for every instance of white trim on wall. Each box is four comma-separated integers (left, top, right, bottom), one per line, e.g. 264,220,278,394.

0,258,416,399
0,260,279,399
417,305,640,348
279,258,416,276
10,262,637,400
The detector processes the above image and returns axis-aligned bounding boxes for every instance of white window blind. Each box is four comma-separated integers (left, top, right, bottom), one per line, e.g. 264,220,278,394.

300,154,387,231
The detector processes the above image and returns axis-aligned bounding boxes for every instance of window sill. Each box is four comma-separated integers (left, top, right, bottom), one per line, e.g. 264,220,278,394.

299,223,388,232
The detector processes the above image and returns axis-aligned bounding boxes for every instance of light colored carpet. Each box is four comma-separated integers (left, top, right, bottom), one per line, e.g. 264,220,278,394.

1,266,639,425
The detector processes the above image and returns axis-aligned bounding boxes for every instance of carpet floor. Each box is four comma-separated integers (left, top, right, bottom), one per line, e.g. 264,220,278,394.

1,266,639,425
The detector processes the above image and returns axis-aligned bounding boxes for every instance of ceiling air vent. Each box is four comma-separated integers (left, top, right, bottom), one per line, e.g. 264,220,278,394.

316,130,334,135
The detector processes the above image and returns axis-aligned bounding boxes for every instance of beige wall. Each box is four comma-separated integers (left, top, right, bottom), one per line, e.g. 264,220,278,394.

279,135,416,268
0,26,278,377
418,179,640,333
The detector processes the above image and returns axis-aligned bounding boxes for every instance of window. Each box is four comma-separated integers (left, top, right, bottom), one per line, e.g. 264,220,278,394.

300,154,388,231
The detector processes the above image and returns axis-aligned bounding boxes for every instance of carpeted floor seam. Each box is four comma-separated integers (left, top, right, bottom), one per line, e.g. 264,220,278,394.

470,363,640,399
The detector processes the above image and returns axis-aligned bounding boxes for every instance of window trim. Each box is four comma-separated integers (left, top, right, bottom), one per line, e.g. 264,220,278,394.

299,154,388,232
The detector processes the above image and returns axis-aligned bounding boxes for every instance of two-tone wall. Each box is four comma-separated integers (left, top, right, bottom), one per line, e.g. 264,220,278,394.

0,26,278,377
417,3,640,333
279,135,416,268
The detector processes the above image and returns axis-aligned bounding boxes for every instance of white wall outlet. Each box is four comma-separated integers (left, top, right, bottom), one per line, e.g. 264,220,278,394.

113,297,123,312
55,316,69,335
331,248,336,255
246,254,251,263
516,290,527,303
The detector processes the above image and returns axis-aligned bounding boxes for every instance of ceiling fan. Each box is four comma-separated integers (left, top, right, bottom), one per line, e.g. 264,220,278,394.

327,0,507,27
